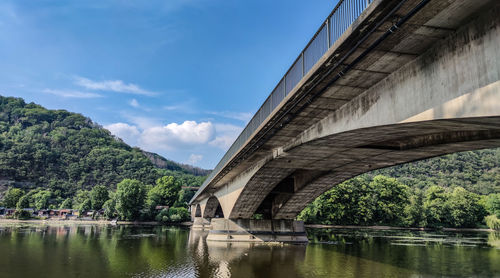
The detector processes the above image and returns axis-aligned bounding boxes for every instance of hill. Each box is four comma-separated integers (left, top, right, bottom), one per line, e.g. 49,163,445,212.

369,148,500,195
0,95,206,201
142,151,211,176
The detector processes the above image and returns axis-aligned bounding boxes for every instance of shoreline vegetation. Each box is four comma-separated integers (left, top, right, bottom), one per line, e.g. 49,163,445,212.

0,218,192,226
0,218,495,233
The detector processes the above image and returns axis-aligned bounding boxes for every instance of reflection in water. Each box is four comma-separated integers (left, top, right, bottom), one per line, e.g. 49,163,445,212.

0,224,498,278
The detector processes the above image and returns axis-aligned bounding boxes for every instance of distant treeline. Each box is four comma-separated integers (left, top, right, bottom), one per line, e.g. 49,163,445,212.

1,175,193,222
299,175,500,230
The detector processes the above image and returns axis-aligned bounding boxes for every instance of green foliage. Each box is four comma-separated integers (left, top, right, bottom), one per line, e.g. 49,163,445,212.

485,215,500,230
115,179,146,221
103,195,117,219
404,189,426,227
59,198,72,209
155,207,190,223
73,190,90,210
2,187,24,208
15,210,32,220
483,193,500,218
370,149,500,195
16,195,30,210
423,186,448,227
445,187,486,228
299,176,409,226
32,190,51,210
147,176,181,210
369,176,409,225
78,199,92,213
0,96,206,200
90,185,109,210
301,176,489,228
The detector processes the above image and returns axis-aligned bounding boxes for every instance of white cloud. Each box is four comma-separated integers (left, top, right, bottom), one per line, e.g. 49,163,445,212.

43,89,102,98
129,99,140,108
104,118,244,163
74,76,157,96
104,123,140,145
140,121,215,150
209,123,243,150
187,154,203,165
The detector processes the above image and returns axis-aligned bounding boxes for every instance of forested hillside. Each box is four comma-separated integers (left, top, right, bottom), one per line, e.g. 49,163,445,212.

371,149,500,195
0,96,205,202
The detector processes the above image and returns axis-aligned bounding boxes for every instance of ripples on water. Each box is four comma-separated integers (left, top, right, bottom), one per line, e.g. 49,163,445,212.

0,224,498,278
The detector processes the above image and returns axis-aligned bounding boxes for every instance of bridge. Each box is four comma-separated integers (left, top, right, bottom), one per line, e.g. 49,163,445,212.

189,0,500,242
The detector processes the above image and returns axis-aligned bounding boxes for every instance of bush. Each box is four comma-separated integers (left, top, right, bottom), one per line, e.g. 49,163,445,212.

155,208,169,223
168,207,190,223
14,210,32,220
485,215,500,230
154,207,190,223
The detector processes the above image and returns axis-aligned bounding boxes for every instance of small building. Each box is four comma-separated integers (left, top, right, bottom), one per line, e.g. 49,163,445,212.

4,208,15,216
155,206,169,211
38,209,50,218
22,208,36,217
59,209,73,217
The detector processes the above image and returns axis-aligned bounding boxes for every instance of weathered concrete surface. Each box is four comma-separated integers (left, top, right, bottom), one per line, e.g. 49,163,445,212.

192,0,500,227
206,219,308,243
192,217,212,230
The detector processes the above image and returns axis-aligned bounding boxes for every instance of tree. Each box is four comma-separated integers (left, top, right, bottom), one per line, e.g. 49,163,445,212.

59,198,72,209
369,175,409,225
115,179,146,221
32,190,51,210
90,185,109,210
78,199,92,214
16,195,30,210
2,187,24,208
445,187,486,227
73,190,90,210
423,185,448,227
103,194,117,219
152,176,181,206
404,189,426,227
484,193,500,217
146,176,181,217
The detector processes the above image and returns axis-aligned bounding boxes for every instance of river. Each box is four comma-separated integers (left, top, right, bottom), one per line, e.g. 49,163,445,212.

0,224,498,277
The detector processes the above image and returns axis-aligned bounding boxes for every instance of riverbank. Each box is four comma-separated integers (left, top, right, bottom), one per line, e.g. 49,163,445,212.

0,219,494,232
0,218,192,226
305,224,494,232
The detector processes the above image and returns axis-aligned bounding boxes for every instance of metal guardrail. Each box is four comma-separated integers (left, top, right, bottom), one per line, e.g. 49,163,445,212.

193,0,373,202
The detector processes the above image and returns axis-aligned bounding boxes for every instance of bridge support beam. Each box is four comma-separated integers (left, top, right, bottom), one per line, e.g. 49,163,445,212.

206,219,308,243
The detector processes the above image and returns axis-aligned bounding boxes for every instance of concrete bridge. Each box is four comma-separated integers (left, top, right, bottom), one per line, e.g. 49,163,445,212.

190,0,500,242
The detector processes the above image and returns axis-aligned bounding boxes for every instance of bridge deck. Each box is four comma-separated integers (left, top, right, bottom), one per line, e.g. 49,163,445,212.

191,0,494,203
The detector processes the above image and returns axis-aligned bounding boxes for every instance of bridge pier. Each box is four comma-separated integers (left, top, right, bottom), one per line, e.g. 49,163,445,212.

192,217,212,230
206,219,308,243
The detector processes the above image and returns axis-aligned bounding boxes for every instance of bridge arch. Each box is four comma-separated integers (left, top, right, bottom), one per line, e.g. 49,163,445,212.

194,204,202,217
203,196,225,219
228,119,500,219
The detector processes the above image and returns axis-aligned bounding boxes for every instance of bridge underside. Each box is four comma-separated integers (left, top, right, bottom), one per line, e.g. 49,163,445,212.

233,118,500,219
191,0,500,242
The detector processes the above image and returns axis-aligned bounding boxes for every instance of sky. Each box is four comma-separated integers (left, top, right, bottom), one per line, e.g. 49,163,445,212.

0,0,337,169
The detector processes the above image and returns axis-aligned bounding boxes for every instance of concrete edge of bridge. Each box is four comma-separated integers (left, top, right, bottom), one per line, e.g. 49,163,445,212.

205,219,309,243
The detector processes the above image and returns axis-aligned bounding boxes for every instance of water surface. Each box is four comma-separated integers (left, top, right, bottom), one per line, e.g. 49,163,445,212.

0,224,498,277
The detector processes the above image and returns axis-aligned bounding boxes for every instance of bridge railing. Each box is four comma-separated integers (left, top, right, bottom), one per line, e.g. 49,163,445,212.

194,0,373,201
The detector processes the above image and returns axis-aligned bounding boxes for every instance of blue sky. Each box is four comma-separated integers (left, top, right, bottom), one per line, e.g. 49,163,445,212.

0,0,336,169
